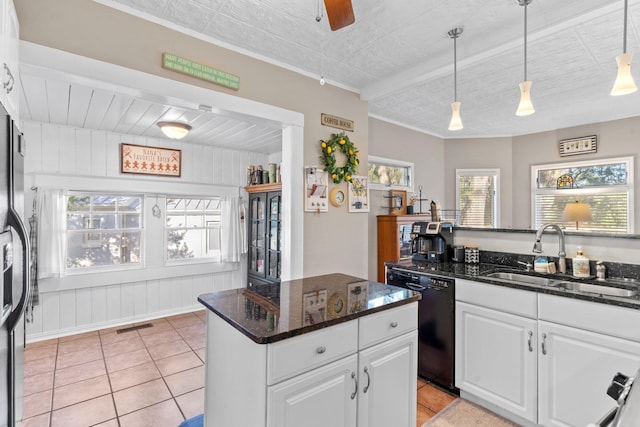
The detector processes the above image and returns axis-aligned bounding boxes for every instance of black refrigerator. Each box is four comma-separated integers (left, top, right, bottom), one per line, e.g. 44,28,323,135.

1,102,29,427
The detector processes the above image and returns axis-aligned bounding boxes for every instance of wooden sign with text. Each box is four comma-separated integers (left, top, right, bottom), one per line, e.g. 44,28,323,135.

120,143,182,177
321,113,354,132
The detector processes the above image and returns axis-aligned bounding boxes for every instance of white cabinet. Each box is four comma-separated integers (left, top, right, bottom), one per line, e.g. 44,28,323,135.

456,301,537,423
358,332,417,427
455,279,538,423
537,293,640,427
204,302,418,427
456,279,640,427
268,355,358,427
0,0,19,120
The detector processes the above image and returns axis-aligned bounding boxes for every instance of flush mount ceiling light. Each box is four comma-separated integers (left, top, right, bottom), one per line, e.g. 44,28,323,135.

448,27,463,131
516,0,535,116
611,0,638,96
157,121,192,139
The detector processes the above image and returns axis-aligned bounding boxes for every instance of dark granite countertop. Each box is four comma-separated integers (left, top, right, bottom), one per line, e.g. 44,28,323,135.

198,273,421,344
387,260,640,310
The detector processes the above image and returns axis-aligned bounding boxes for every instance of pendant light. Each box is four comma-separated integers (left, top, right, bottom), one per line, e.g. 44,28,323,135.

516,0,535,116
611,0,638,96
317,0,326,85
448,27,463,131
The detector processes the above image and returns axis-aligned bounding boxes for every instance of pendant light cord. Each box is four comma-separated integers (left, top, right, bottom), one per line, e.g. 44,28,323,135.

453,34,458,101
523,1,528,81
623,0,628,53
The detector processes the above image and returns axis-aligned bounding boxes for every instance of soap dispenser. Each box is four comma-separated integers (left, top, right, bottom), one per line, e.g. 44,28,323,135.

573,246,591,278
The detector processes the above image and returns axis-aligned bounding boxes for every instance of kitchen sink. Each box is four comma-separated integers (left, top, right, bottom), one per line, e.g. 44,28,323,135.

554,281,638,298
482,272,559,286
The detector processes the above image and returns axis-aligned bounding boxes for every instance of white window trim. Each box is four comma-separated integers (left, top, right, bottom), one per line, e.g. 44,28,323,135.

530,156,634,233
367,155,414,191
456,168,500,228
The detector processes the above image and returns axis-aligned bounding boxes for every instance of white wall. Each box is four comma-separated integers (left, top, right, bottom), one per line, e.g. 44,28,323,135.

367,117,445,280
23,120,269,341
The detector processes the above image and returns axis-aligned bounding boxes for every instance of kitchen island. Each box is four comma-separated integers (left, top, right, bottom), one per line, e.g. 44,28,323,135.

198,273,420,427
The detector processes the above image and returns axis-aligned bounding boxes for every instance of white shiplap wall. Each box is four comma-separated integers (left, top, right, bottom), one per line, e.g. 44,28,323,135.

22,120,273,342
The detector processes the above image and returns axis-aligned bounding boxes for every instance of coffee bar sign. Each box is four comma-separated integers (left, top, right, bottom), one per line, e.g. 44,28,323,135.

321,113,354,132
121,143,182,177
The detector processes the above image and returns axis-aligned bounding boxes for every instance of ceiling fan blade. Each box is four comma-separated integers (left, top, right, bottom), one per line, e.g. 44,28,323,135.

324,0,355,31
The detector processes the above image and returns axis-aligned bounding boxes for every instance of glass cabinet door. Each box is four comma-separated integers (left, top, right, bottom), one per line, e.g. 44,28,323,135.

249,195,266,275
266,193,281,281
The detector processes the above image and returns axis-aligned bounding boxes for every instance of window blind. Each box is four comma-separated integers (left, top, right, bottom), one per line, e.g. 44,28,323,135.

458,175,496,227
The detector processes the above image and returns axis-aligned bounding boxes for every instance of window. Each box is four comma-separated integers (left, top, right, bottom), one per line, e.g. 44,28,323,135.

166,197,222,262
368,155,413,191
456,169,499,228
66,193,143,270
532,157,634,233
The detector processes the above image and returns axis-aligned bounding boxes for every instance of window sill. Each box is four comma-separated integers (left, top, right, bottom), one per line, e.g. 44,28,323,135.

38,261,239,293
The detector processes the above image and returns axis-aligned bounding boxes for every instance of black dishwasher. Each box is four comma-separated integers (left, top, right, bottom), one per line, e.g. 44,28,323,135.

386,267,456,391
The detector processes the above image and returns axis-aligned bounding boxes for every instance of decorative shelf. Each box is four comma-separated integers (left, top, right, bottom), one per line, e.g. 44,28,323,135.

244,182,282,193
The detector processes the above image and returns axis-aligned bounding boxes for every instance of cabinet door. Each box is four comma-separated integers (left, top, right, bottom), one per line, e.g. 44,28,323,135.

248,194,266,278
358,331,417,427
266,192,281,281
455,302,537,423
267,355,357,427
538,321,640,427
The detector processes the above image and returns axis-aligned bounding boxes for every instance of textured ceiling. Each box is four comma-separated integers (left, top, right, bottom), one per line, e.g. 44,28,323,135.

22,0,640,145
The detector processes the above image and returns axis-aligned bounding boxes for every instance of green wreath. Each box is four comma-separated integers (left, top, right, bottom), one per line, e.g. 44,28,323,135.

320,132,360,184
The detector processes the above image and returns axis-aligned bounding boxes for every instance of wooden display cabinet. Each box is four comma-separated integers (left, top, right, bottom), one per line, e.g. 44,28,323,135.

376,214,430,282
246,183,282,286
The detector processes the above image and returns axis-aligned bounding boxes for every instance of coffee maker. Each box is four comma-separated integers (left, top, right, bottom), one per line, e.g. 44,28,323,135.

411,221,454,262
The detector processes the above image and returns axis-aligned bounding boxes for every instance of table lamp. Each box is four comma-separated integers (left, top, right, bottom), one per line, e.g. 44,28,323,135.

563,200,592,230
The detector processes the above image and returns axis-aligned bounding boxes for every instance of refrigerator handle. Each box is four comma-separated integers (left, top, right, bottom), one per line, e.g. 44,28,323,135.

6,209,30,331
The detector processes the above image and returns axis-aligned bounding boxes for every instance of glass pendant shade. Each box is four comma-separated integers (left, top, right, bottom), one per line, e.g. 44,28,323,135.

448,101,463,131
611,52,638,96
516,80,535,116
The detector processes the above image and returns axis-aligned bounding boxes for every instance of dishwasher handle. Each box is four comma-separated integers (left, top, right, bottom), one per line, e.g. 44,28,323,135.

406,283,426,292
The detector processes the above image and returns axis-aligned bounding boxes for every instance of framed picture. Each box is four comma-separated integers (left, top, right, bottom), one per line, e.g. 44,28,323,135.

305,166,329,212
120,143,182,177
389,190,407,215
303,290,327,326
348,175,370,213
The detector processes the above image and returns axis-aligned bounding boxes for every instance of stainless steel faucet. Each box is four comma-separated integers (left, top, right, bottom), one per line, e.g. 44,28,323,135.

533,224,567,274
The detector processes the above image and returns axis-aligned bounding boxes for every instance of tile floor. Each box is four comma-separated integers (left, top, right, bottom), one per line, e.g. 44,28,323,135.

21,309,457,427
416,378,458,426
21,311,207,427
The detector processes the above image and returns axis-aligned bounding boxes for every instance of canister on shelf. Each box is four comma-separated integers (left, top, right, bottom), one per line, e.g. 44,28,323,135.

268,163,277,183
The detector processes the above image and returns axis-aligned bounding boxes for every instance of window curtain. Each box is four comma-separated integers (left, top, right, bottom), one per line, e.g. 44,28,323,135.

220,196,246,263
37,188,67,278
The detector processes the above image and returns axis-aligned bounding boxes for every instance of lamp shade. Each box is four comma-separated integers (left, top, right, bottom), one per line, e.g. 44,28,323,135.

611,52,638,96
516,81,535,116
157,121,192,139
563,200,592,230
448,101,463,131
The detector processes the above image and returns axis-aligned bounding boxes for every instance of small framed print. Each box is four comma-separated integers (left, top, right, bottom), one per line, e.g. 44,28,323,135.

303,290,327,326
348,175,370,213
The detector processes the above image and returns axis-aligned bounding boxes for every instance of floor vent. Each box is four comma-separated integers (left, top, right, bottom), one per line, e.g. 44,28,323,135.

116,323,153,334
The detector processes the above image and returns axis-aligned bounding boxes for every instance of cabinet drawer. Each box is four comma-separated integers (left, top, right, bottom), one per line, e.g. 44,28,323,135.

267,320,358,385
456,279,537,319
359,303,417,349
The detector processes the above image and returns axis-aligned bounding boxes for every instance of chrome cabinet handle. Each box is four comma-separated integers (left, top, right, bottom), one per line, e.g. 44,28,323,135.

3,64,13,94
390,321,398,328
350,372,358,399
363,366,371,393
541,333,547,355
528,331,533,352
316,346,326,354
